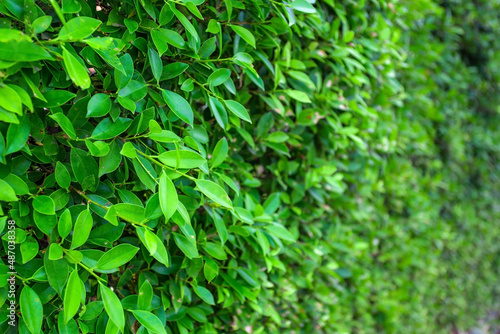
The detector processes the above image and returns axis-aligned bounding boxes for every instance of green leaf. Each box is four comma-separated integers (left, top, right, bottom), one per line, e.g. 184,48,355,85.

193,286,215,305
230,25,256,48
92,117,132,140
100,283,125,331
120,142,137,158
0,35,52,61
58,209,73,239
148,130,181,143
131,310,167,334
87,93,112,117
0,179,18,202
290,0,316,13
119,80,148,102
171,4,199,42
207,68,231,86
63,48,91,89
203,242,227,260
0,84,22,115
33,195,56,215
148,47,163,82
48,243,64,260
211,137,228,168
64,269,83,324
5,114,30,154
173,232,199,259
58,17,102,40
137,280,153,310
195,179,233,209
162,90,194,126
55,162,71,189
44,251,68,295
49,113,77,139
158,150,206,169
20,286,43,334
159,171,178,221
96,244,139,270
284,89,311,103
71,209,93,249
32,16,53,34
151,28,185,55
224,100,252,123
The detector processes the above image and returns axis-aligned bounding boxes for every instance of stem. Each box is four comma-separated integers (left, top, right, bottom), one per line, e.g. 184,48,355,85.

136,150,196,181
70,186,110,211
63,249,106,283
48,0,67,25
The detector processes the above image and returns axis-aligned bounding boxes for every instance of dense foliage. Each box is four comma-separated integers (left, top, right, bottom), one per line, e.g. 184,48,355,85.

0,0,499,333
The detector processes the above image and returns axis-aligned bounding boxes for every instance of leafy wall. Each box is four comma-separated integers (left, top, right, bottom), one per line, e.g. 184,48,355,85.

0,0,499,333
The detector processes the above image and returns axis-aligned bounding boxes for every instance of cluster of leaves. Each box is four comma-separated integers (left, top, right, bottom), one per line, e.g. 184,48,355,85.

0,0,499,333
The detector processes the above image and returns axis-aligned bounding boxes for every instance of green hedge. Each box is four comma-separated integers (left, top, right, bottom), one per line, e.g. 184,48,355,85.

0,0,499,333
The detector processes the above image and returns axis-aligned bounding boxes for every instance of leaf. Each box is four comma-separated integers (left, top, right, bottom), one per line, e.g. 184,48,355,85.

162,90,194,126
0,84,22,115
48,243,63,260
92,117,132,140
55,162,71,189
44,251,68,294
20,286,43,334
230,25,256,48
0,179,18,202
148,130,181,143
159,171,178,221
5,114,30,154
148,47,163,82
224,100,252,123
58,17,102,40
63,48,91,89
33,16,53,34
193,286,215,305
49,113,77,139
87,93,112,117
151,29,185,55
120,142,137,158
118,80,148,102
71,209,93,249
64,269,82,324
137,280,153,310
96,244,139,270
290,0,316,13
171,4,199,42
211,137,228,168
100,283,125,331
131,310,167,334
33,195,56,215
195,179,233,209
208,68,231,86
158,150,206,169
0,38,52,62
173,232,199,259
58,209,73,239
284,89,311,103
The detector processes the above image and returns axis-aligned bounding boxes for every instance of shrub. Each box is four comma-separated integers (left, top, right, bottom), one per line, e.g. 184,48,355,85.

0,0,499,333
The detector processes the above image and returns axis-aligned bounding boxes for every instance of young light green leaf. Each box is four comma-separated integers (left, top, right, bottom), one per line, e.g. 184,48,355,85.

87,93,112,117
71,209,93,249
162,90,194,126
48,243,64,260
173,233,199,259
120,142,137,158
208,68,231,87
158,150,206,169
100,283,125,331
159,171,178,221
195,179,233,209
193,286,215,305
230,25,256,48
58,17,102,40
55,162,71,189
0,179,18,202
224,100,252,123
96,244,139,270
33,195,56,215
290,0,316,13
20,286,43,334
211,137,228,168
64,269,83,324
49,113,77,139
63,48,91,89
131,310,167,334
